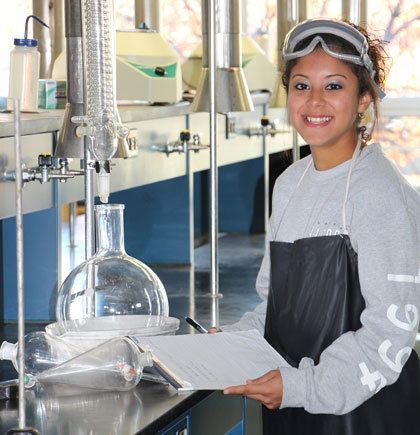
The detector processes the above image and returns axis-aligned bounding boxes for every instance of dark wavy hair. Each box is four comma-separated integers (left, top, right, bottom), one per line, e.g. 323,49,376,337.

281,20,390,138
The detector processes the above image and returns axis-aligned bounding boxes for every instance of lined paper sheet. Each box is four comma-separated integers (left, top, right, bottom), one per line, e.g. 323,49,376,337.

132,330,291,390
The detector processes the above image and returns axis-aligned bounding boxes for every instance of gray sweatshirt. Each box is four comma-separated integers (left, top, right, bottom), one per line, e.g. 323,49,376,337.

223,143,420,415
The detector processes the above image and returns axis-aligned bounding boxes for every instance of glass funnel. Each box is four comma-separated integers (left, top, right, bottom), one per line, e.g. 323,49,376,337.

36,337,153,391
56,204,169,333
0,331,83,376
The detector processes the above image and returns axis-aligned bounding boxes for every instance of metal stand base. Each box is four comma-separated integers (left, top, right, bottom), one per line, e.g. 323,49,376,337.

6,428,41,435
0,385,18,400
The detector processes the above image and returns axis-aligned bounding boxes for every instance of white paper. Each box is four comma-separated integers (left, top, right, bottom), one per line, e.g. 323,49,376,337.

133,330,291,390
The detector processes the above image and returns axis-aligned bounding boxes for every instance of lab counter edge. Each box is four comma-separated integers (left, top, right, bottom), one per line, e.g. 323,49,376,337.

0,92,274,138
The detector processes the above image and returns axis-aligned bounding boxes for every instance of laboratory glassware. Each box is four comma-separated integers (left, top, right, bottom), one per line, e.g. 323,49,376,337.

56,204,169,333
80,0,118,161
0,331,82,377
45,315,179,351
72,0,129,203
36,337,152,391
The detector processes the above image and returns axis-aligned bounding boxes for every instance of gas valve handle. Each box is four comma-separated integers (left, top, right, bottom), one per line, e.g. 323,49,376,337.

38,153,53,167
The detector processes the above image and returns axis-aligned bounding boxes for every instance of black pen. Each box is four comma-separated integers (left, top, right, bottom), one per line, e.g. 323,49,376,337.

184,316,208,334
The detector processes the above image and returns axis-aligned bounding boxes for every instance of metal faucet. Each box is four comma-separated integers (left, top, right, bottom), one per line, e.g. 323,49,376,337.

227,115,289,139
2,153,84,184
153,130,209,155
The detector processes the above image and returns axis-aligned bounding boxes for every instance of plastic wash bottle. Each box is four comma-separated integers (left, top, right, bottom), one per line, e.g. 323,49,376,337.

7,15,49,112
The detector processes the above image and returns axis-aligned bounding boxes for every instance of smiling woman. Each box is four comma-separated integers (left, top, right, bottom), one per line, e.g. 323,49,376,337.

279,18,387,171
222,17,420,435
287,49,371,170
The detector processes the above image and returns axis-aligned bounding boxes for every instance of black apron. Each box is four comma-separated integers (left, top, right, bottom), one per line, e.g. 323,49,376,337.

263,234,420,435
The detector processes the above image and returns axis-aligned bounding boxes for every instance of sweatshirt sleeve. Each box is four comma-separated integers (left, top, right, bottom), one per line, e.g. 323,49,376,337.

280,179,420,414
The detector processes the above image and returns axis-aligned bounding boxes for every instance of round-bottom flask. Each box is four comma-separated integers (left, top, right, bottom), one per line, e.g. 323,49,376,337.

56,204,169,333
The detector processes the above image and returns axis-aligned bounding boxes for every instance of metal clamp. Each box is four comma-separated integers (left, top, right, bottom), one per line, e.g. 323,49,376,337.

1,153,84,184
226,115,289,139
153,130,209,155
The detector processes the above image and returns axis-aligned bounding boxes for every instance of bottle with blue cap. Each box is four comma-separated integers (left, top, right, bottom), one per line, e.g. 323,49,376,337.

7,15,49,112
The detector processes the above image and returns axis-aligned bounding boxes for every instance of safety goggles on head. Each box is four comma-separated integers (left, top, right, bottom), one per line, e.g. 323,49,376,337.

282,18,386,99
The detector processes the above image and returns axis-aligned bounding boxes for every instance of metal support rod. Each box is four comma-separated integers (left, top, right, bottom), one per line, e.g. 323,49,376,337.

69,202,76,248
189,265,196,320
53,0,66,68
187,119,196,321
84,139,95,259
277,0,296,55
13,99,26,430
241,0,248,34
342,0,361,24
211,295,220,333
186,118,195,268
32,0,51,78
134,0,161,31
298,0,306,22
270,0,295,108
360,0,367,26
209,0,219,302
84,139,95,319
262,108,270,233
55,0,85,158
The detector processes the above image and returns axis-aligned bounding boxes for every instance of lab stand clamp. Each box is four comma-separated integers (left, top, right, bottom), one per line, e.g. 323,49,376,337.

1,153,84,184
153,130,209,155
122,128,139,158
225,114,289,139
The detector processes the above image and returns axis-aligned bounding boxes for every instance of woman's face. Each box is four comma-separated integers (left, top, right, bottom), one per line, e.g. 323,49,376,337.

287,48,371,152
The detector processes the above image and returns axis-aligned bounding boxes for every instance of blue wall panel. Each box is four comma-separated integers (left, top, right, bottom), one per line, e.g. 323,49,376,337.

219,157,264,233
194,158,264,237
110,175,190,264
2,208,58,321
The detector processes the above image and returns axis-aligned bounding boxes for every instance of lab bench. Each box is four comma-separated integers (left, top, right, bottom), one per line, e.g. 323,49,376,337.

0,230,266,434
1,93,275,431
0,231,266,434
0,380,262,434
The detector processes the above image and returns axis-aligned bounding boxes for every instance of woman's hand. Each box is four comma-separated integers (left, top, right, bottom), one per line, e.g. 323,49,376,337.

208,327,222,334
223,370,283,410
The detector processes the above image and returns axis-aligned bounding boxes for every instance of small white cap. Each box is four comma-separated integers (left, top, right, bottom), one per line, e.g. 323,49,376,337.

0,341,16,361
98,171,110,204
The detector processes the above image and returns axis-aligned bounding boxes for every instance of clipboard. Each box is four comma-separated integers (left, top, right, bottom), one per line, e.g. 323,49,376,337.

130,330,291,390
